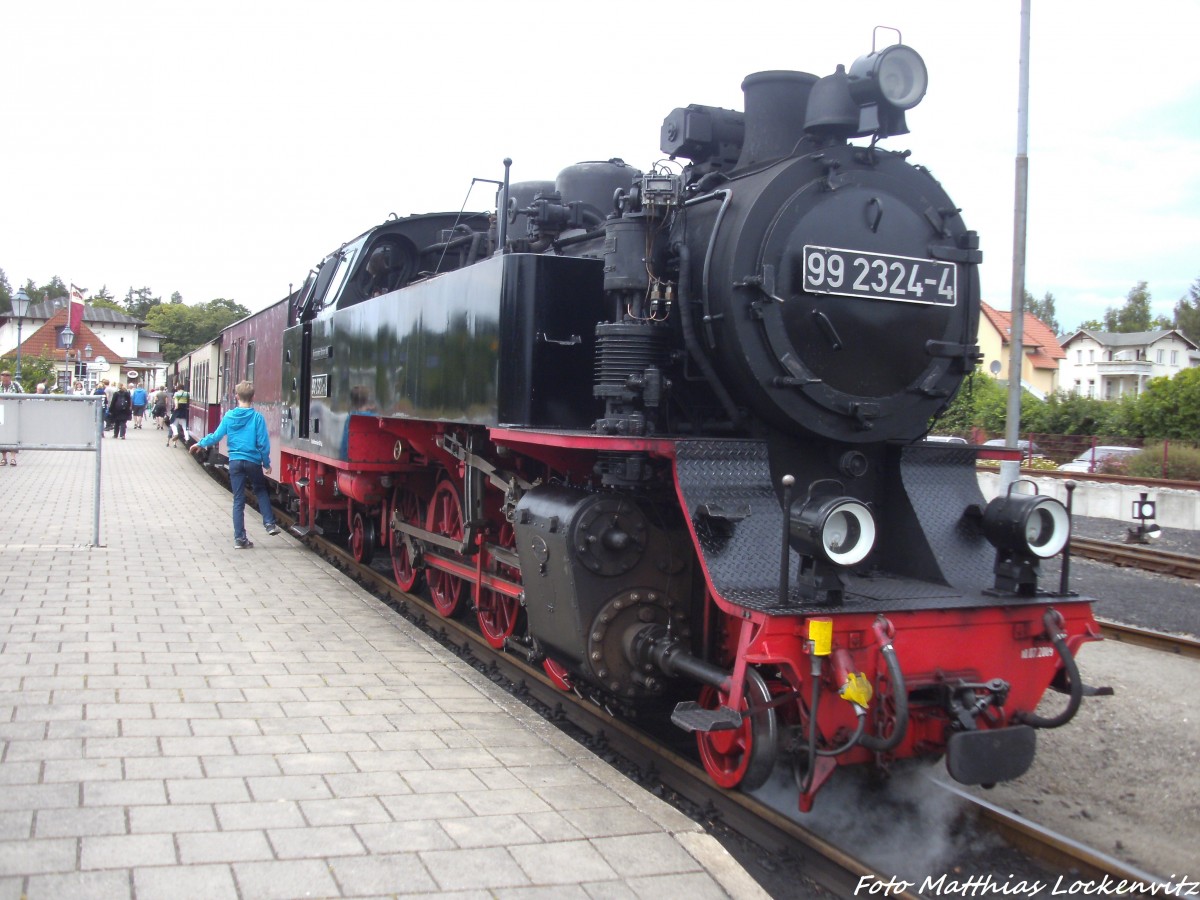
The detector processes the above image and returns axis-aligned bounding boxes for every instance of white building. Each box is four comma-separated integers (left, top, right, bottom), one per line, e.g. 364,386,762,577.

1058,329,1198,399
0,298,167,390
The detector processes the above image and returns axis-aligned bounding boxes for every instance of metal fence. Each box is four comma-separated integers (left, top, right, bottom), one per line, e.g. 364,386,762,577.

0,394,104,545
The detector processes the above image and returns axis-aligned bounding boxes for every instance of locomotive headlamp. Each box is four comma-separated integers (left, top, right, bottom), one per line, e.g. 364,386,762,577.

847,44,928,138
790,484,877,568
981,483,1070,595
863,45,927,109
983,489,1070,560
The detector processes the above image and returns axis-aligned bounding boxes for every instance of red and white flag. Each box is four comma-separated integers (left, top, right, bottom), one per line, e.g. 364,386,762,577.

68,283,86,333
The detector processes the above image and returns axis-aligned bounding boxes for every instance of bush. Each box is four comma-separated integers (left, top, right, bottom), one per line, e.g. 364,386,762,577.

1134,369,1200,440
1120,442,1200,481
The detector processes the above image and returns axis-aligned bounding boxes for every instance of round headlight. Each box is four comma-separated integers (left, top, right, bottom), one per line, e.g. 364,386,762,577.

983,493,1070,559
792,497,877,567
822,500,876,566
1022,500,1070,558
876,45,927,110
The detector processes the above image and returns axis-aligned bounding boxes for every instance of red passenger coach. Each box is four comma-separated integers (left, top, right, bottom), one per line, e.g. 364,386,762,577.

216,299,289,475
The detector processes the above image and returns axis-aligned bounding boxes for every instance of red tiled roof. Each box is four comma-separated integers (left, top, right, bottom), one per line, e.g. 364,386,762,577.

980,302,1065,370
11,308,124,364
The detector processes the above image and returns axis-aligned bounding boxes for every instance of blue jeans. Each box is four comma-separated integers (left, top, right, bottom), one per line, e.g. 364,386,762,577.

229,459,276,541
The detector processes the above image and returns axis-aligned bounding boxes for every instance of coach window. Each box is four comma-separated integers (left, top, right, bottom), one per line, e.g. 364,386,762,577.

246,341,256,385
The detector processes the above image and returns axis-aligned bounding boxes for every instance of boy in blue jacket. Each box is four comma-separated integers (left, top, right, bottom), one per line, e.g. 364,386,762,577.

190,381,280,548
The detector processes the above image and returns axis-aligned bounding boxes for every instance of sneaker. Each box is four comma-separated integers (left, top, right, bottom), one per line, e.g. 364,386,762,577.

234,538,253,550
265,523,280,536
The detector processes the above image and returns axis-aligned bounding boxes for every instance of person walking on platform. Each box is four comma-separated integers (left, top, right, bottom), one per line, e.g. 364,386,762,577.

168,383,192,447
109,383,133,439
151,388,168,430
0,370,23,466
131,383,148,428
189,381,280,549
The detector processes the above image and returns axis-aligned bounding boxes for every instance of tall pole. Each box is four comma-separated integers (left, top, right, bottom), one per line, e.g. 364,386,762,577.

13,288,30,384
1000,0,1032,491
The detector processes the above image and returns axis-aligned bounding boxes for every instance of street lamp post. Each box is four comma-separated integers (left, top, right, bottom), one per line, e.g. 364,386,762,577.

11,288,31,385
62,325,76,393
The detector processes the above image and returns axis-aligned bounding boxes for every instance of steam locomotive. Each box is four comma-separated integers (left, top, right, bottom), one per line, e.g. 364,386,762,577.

183,39,1098,811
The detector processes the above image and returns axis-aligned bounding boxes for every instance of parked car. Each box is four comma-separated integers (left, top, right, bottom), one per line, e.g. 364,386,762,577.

923,435,968,444
1057,446,1141,474
982,438,1043,457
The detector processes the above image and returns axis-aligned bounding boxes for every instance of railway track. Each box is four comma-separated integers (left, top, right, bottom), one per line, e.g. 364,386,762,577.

1098,620,1200,659
942,784,1173,895
1070,536,1200,580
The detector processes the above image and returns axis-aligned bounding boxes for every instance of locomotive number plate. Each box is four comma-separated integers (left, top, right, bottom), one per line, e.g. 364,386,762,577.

803,246,957,306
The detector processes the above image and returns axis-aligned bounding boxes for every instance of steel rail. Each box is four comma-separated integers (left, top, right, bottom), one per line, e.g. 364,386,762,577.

1098,620,1200,659
1070,536,1200,580
936,782,1171,893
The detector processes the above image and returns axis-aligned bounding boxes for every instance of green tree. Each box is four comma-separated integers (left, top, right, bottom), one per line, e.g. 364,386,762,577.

1174,278,1200,344
20,276,68,305
0,350,58,391
1135,368,1200,440
1025,290,1060,334
1099,281,1173,333
89,297,125,314
931,372,1040,435
0,268,11,313
146,298,250,362
124,286,162,321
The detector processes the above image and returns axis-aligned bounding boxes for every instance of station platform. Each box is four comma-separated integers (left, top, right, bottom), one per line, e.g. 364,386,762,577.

0,423,767,899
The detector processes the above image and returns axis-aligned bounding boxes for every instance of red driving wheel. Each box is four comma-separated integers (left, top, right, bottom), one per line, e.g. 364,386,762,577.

696,667,778,791
476,520,522,649
349,508,378,564
389,487,424,592
425,478,465,618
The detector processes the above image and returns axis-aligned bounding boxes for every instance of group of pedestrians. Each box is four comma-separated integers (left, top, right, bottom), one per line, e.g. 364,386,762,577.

3,368,275,549
78,380,192,442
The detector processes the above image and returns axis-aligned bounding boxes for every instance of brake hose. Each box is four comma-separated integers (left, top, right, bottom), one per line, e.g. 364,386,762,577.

859,641,909,752
1015,609,1083,729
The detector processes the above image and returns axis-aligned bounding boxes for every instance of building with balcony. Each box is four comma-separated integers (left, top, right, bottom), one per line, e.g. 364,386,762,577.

1058,329,1198,400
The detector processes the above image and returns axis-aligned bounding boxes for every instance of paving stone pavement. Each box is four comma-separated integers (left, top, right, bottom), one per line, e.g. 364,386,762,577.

0,421,769,899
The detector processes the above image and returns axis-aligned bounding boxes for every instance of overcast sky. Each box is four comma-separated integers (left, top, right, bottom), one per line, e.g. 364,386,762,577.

3,0,1198,334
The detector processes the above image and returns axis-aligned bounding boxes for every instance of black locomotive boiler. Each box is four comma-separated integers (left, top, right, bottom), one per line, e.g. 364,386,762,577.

204,40,1099,811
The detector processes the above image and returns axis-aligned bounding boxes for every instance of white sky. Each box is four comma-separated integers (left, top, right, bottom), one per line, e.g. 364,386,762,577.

3,0,1198,333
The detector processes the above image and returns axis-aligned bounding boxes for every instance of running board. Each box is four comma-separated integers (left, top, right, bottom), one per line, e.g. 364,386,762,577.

671,701,742,733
